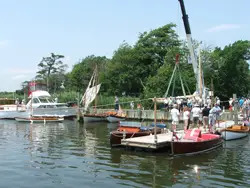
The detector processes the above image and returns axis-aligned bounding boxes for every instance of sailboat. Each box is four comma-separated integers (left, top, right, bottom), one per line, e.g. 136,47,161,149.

81,66,106,122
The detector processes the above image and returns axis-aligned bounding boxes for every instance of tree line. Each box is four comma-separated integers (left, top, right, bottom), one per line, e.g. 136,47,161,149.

15,23,249,103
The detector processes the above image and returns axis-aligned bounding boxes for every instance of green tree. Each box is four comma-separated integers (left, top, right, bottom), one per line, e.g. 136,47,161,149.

212,40,250,99
69,55,108,92
36,53,67,92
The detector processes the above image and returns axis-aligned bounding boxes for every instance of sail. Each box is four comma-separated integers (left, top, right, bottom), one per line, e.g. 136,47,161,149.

82,84,101,111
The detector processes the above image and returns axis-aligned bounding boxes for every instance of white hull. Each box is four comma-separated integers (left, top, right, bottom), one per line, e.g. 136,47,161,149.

106,116,125,123
83,116,106,122
221,131,248,141
0,107,76,119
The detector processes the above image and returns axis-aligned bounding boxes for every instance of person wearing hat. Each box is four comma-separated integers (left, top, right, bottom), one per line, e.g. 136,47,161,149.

191,104,201,128
170,104,180,132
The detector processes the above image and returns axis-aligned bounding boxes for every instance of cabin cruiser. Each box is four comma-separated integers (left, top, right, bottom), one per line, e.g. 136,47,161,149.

0,91,77,119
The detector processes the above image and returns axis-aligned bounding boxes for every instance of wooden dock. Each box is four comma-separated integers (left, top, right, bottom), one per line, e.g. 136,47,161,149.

121,132,173,149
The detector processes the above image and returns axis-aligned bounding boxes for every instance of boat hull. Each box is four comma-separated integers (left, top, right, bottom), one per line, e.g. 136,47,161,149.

0,107,76,120
106,115,125,123
83,114,107,122
221,130,248,140
172,136,223,156
15,117,64,123
110,131,152,147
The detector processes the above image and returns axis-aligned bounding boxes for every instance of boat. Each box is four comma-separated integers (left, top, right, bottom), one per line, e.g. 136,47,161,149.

110,121,166,147
25,89,77,119
0,82,77,119
220,125,249,141
83,113,107,122
170,128,223,156
0,98,26,119
81,66,104,122
15,115,64,123
106,111,126,123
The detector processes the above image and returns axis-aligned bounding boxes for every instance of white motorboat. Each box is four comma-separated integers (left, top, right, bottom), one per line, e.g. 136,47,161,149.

220,125,249,141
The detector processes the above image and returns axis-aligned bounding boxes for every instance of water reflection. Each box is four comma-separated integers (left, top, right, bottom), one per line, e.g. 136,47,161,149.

0,120,249,187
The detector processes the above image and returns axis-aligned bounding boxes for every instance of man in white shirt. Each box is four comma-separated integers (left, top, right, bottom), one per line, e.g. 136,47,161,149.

191,104,201,128
170,104,180,132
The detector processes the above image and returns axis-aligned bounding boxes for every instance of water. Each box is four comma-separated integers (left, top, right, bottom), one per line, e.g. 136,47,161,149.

0,120,249,188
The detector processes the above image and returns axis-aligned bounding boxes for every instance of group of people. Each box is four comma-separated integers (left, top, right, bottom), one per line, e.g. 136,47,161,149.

170,97,222,133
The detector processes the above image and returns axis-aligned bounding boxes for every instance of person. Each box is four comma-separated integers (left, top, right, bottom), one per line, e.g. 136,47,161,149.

170,104,180,132
183,106,190,131
130,101,134,110
207,97,212,108
202,105,210,131
228,98,233,111
191,104,200,128
239,97,244,112
54,97,58,103
209,103,221,133
209,105,216,133
114,96,119,111
214,103,222,125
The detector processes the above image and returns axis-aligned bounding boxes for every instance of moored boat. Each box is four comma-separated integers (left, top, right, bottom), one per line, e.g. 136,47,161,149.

170,129,223,156
83,113,107,122
110,122,166,147
220,125,249,141
106,111,126,123
15,115,64,123
106,114,126,123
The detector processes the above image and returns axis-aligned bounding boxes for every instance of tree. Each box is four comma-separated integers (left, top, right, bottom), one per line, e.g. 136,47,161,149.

36,53,67,92
214,40,250,99
69,55,108,92
101,24,181,97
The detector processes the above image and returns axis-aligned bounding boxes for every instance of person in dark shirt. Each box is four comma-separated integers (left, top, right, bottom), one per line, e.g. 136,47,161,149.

202,105,210,131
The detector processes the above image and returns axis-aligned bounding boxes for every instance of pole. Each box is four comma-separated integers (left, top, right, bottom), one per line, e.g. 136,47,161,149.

154,97,157,144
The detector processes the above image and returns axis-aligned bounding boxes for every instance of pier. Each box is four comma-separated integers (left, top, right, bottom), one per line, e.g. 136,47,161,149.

87,108,236,121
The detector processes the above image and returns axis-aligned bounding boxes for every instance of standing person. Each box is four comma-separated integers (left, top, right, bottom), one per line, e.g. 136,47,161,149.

114,96,119,111
209,105,216,133
239,97,244,112
191,104,200,128
183,106,190,131
130,101,134,110
214,103,222,126
170,104,180,132
202,105,210,131
228,98,233,111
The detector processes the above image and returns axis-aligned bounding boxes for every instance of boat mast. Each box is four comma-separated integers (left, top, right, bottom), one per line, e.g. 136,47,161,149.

178,0,201,95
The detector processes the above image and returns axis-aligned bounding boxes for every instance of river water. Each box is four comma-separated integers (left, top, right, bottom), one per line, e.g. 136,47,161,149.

0,120,249,188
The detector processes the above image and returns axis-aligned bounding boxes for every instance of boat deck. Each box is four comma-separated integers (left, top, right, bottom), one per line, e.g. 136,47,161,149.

121,132,173,149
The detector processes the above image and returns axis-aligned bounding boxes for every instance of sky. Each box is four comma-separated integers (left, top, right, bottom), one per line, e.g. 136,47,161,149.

0,0,249,92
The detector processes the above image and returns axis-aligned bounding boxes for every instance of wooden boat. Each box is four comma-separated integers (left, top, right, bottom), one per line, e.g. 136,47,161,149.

15,116,64,123
110,122,166,147
83,113,107,122
106,114,125,123
170,129,223,156
106,111,126,123
220,125,249,141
